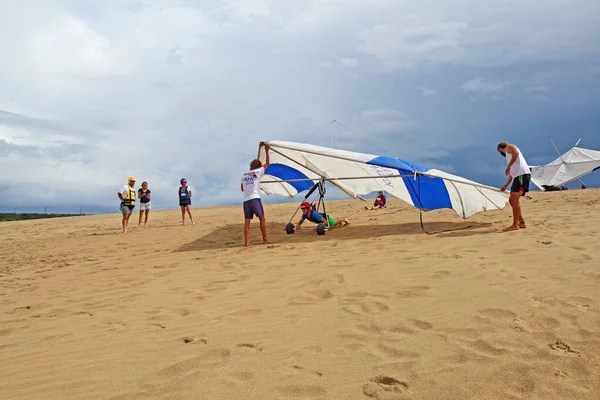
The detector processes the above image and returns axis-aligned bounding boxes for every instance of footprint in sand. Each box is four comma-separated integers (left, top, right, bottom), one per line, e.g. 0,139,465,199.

229,309,263,318
407,319,433,331
236,343,262,351
567,296,594,311
156,349,230,381
229,371,253,382
289,288,334,306
478,308,517,321
182,336,208,344
363,376,409,399
291,365,323,377
396,286,430,299
549,339,580,356
277,384,326,398
464,339,507,357
377,342,420,360
431,270,451,279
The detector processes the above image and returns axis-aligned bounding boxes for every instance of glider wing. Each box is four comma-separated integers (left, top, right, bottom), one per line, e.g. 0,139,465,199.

530,147,600,189
257,141,508,218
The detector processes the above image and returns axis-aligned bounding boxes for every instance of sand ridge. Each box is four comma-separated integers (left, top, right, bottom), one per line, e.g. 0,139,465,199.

1,189,599,399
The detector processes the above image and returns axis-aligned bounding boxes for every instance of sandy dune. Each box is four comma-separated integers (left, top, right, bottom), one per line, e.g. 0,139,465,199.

1,189,599,399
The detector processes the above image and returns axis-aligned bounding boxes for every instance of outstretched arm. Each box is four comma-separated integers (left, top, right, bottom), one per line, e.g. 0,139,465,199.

263,144,271,170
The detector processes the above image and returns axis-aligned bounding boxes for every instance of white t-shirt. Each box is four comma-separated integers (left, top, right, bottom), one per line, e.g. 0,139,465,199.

506,146,531,178
241,167,265,202
119,185,135,198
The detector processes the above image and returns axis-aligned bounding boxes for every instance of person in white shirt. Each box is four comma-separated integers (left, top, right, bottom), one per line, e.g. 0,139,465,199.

497,142,531,232
241,144,272,247
117,176,136,234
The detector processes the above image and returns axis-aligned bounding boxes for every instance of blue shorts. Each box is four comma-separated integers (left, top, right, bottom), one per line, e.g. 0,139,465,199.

243,198,264,219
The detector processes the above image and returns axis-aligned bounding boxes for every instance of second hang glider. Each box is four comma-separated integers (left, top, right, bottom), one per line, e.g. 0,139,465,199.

256,141,509,219
529,140,600,191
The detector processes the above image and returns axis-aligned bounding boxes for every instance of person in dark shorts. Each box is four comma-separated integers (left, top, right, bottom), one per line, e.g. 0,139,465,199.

241,144,272,247
178,178,195,225
497,142,531,232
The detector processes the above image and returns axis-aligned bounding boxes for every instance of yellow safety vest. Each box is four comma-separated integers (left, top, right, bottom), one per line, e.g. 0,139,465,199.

123,186,136,207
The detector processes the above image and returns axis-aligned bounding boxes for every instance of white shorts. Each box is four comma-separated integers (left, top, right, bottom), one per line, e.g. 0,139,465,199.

139,202,151,211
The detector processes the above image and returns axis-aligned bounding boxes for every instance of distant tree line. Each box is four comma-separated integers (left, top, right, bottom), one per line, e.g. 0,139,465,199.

0,212,87,222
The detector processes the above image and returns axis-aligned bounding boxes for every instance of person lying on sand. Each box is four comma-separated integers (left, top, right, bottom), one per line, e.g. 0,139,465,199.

295,201,349,233
365,190,386,210
497,142,531,232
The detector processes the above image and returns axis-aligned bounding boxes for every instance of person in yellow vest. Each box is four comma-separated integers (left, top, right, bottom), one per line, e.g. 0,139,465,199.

118,176,136,233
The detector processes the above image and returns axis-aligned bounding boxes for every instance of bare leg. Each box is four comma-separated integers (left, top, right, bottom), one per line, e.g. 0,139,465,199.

144,210,149,226
138,210,143,226
244,219,251,247
518,203,526,228
186,205,194,224
181,206,185,224
258,216,272,244
503,193,522,231
122,213,130,233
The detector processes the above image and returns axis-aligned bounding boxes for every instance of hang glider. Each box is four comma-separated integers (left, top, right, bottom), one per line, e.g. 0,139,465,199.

530,144,600,191
256,141,509,219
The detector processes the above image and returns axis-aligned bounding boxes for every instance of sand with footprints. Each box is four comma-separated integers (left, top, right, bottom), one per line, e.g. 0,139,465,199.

1,189,599,399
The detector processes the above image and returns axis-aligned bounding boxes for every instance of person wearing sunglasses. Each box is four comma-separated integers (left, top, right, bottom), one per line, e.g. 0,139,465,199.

178,178,195,225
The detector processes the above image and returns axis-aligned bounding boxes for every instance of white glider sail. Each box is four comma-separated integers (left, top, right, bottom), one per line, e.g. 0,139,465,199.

256,141,509,219
530,146,600,190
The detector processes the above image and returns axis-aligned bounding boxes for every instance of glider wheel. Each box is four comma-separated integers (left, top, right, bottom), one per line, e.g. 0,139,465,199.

285,223,295,234
316,223,326,236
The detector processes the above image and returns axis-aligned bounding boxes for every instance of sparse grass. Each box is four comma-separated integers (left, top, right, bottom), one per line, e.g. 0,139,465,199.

0,213,85,222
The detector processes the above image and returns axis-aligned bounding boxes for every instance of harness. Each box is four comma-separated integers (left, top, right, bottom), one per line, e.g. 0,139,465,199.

122,186,136,207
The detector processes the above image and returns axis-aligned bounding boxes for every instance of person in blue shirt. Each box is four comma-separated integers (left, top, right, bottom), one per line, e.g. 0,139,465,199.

178,178,195,225
295,201,349,232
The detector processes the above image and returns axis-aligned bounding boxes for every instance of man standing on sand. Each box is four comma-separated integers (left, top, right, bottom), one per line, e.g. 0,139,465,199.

118,176,136,234
497,142,531,232
241,144,272,247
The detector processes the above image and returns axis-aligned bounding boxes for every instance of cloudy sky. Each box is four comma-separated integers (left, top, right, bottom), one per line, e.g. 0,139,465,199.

1,0,600,214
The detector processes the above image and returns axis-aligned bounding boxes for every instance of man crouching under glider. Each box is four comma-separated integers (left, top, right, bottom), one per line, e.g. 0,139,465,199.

295,202,349,233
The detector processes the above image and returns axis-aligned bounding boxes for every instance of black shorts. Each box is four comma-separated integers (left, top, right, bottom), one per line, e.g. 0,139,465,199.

179,200,191,207
511,174,531,195
243,198,264,219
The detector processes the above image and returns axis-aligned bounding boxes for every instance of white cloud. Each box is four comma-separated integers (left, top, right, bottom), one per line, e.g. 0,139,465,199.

460,77,516,100
524,86,550,93
0,0,599,211
340,58,358,67
421,87,437,96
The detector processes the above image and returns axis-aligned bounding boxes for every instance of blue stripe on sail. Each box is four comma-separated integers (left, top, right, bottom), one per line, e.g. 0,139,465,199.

366,156,413,172
402,175,453,211
367,156,452,211
593,166,600,172
264,163,314,192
